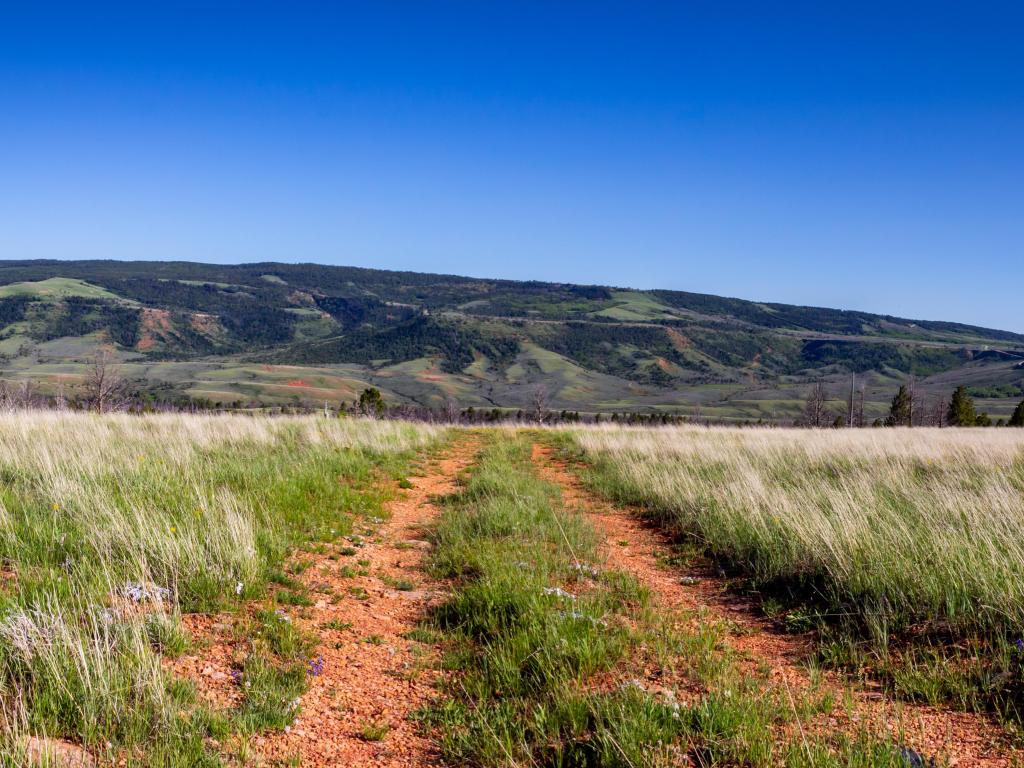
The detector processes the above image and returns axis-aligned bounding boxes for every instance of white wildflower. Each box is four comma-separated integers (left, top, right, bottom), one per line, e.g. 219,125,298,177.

0,610,52,661
570,562,600,579
542,587,576,600
121,582,171,604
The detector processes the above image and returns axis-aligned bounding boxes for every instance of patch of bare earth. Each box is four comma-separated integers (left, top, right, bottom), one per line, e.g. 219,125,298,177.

254,437,478,768
190,312,219,334
24,736,94,767
531,443,1018,767
166,614,246,710
170,436,478,767
136,308,172,351
665,327,692,352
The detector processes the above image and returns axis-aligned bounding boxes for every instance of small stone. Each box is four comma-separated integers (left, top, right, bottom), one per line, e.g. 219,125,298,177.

24,736,94,767
897,747,934,768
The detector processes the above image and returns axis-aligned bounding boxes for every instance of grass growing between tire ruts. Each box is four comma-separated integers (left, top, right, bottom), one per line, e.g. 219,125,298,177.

421,433,910,767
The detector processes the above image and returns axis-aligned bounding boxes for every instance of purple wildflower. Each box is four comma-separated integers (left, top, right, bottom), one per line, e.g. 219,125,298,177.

307,655,325,677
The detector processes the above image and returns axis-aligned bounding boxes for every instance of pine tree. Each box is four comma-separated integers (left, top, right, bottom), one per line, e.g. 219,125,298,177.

946,386,977,426
886,385,912,427
357,387,385,417
1010,400,1024,427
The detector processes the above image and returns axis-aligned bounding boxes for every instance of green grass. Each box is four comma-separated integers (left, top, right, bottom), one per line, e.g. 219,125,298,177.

358,720,391,741
0,277,126,301
0,412,442,765
320,619,352,632
562,424,1024,727
234,607,315,734
423,435,669,765
144,612,192,656
590,290,680,321
235,655,308,733
422,433,909,767
382,575,415,591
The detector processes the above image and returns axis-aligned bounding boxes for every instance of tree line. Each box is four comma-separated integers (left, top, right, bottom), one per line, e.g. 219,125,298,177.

802,377,1024,428
3,349,1023,430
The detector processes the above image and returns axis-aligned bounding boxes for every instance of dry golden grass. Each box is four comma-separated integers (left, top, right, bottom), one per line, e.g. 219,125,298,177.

0,411,442,764
571,425,1024,640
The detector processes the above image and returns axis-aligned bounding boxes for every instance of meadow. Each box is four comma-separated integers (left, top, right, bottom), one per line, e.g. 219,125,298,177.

0,413,1020,766
566,425,1024,721
421,433,913,767
0,412,440,765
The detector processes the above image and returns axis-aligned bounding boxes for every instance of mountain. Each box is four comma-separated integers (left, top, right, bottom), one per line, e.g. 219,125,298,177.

0,259,1020,422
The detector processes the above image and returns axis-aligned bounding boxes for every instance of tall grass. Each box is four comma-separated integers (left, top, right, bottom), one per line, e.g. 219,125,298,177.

567,425,1024,716
0,411,441,765
424,433,909,767
570,426,1024,637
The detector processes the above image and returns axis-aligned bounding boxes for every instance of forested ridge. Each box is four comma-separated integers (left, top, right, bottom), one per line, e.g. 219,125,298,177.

0,260,1019,407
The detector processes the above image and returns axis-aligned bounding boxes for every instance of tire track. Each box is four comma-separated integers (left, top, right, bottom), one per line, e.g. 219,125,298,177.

252,436,479,768
531,442,1015,767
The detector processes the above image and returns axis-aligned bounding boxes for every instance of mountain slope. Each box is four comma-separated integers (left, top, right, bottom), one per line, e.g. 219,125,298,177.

0,259,1020,421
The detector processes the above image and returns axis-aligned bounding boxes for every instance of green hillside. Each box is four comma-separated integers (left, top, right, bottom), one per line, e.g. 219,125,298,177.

0,259,1020,420
0,277,126,301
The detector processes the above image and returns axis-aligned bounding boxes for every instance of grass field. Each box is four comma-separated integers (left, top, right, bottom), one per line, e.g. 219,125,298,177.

0,412,440,765
421,433,912,767
0,278,125,301
565,425,1024,722
0,415,1020,766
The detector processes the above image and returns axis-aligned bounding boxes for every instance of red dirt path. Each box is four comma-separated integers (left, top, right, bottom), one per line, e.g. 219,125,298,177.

252,437,479,767
531,443,1017,767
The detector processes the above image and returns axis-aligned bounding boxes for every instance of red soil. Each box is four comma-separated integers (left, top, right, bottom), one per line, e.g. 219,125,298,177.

252,437,479,767
531,443,1018,767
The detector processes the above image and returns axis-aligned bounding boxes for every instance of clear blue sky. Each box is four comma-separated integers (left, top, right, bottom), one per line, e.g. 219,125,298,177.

1,2,1021,331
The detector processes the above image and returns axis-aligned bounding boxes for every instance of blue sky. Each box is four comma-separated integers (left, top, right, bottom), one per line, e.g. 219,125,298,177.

1,2,1021,331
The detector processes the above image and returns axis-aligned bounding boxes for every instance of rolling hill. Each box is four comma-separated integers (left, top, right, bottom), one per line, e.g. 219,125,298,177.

0,259,1020,422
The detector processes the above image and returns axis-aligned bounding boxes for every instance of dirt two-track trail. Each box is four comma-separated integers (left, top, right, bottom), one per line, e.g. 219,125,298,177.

251,435,480,768
178,433,1014,767
530,442,1017,768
